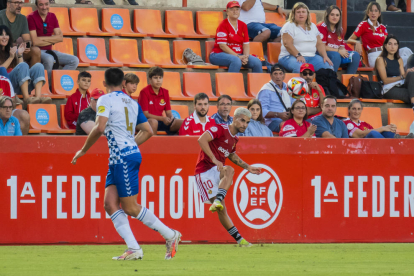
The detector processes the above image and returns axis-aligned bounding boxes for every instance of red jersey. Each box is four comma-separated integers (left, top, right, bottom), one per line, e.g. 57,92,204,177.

138,85,171,116
27,11,60,51
303,85,325,119
279,118,315,137
195,124,238,174
353,21,387,51
0,76,14,98
343,118,373,137
317,22,352,51
179,111,216,136
211,19,249,55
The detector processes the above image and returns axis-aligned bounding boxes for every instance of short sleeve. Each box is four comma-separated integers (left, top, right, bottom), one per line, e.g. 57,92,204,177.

280,22,295,38
383,26,388,36
96,96,110,118
319,85,326,96
137,89,149,112
366,122,373,130
27,14,36,31
216,22,228,44
164,89,171,111
242,22,249,43
136,104,148,125
353,22,365,38
13,118,22,136
206,125,223,140
238,0,246,5
21,15,30,35
311,23,322,39
279,121,297,137
317,24,328,43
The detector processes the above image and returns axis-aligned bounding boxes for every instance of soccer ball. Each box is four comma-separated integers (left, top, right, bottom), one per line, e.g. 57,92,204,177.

287,77,308,99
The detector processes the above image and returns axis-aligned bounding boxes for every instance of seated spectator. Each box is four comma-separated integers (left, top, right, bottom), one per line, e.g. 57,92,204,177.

238,0,286,42
312,95,349,138
102,0,137,5
138,66,183,135
27,0,79,86
299,63,325,119
279,100,316,137
179,93,216,136
242,99,273,137
75,88,104,135
122,73,139,98
209,1,262,73
278,2,333,73
376,35,414,108
317,5,360,74
257,64,294,132
0,25,49,106
0,96,21,136
343,99,396,138
386,0,402,12
211,95,233,125
64,71,91,130
0,1,41,67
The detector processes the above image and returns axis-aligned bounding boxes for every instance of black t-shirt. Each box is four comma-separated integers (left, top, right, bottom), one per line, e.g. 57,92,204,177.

75,107,96,135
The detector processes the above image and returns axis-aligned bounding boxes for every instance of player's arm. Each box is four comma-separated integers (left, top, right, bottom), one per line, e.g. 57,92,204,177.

135,121,153,146
228,153,261,175
198,131,223,171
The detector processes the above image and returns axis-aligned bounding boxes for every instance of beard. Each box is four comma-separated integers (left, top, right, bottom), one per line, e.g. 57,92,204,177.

196,110,207,118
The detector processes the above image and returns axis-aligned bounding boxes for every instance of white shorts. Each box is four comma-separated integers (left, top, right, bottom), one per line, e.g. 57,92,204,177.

195,166,221,203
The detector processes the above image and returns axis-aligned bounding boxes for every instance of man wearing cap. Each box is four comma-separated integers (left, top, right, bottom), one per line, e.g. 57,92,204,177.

257,63,295,133
75,88,104,135
299,63,325,119
238,0,286,43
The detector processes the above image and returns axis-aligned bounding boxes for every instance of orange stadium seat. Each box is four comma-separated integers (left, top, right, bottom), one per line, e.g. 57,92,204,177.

182,72,217,101
49,7,86,36
335,107,348,118
101,8,145,37
141,39,186,68
77,38,122,67
162,72,192,101
215,73,252,101
247,73,270,97
52,70,79,97
123,71,148,99
205,41,215,63
172,40,218,69
265,12,286,26
196,11,223,37
342,74,369,87
52,37,89,67
20,7,32,16
70,8,112,36
230,106,244,116
388,108,414,135
342,74,386,103
133,9,178,38
170,105,190,119
359,48,374,72
165,10,210,38
336,107,382,129
27,104,74,134
109,39,150,68
59,104,76,132
267,42,281,64
285,73,300,80
32,70,65,99
250,42,267,70
89,71,106,92
311,13,317,24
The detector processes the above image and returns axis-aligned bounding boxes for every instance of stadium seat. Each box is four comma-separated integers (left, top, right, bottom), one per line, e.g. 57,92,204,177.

27,104,74,134
335,107,348,118
215,73,252,101
310,13,317,24
20,7,32,16
52,70,79,97
205,41,215,63
133,9,178,38
196,11,223,37
89,71,106,93
32,70,65,99
358,48,374,72
77,38,122,67
109,39,150,68
285,73,300,80
247,73,270,97
172,40,219,69
165,10,210,38
250,42,267,70
336,107,382,129
59,104,76,133
265,12,286,26
123,71,147,99
101,8,145,37
162,72,192,101
182,72,218,101
52,37,90,67
388,108,414,135
267,42,281,64
70,8,112,36
170,105,190,120
342,73,386,103
49,7,86,36
141,39,186,68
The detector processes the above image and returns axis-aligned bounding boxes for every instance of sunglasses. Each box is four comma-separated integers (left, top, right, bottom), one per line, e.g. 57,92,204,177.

43,22,47,34
302,71,314,76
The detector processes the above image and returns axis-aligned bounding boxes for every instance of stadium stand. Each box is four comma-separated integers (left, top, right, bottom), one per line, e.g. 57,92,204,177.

169,105,190,120
27,104,74,134
52,70,79,97
101,8,146,37
247,73,270,98
204,41,215,63
77,38,123,67
70,8,112,36
265,13,286,26
89,71,106,92
162,72,191,101
109,39,150,68
336,107,382,129
36,70,65,99
133,9,178,38
172,40,218,69
196,11,223,38
388,108,414,135
182,72,218,101
52,38,90,67
123,71,148,98
141,40,187,68
49,7,86,36
165,10,210,38
267,42,281,64
20,7,32,16
215,73,252,101
59,104,76,133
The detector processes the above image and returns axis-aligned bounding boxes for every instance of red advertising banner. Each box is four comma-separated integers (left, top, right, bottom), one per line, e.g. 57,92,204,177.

1,137,413,245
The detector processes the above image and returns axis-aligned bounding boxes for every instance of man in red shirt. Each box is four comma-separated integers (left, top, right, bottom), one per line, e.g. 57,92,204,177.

138,67,183,135
299,63,325,119
179,93,216,136
195,107,261,247
64,71,91,129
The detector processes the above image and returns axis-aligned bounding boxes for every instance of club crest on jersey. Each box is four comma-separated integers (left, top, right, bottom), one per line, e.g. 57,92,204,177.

210,126,218,132
208,189,212,194
217,32,226,37
98,106,105,114
160,99,166,106
347,123,354,130
313,92,319,99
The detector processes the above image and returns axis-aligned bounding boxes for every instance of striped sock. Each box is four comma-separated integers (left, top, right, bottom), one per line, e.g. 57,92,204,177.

228,226,242,243
111,209,140,250
136,207,174,240
216,188,227,202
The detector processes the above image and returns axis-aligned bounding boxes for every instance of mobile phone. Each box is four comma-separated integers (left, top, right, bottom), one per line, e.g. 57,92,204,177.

26,42,31,49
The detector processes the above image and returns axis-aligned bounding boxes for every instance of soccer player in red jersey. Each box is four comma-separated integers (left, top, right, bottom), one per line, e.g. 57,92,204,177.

195,107,261,246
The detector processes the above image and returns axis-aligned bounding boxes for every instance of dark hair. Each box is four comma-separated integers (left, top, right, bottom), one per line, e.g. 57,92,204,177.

348,98,363,116
77,71,91,81
217,95,232,106
0,25,17,69
379,34,400,61
247,99,265,124
288,100,308,121
104,68,124,87
124,73,140,84
148,66,164,79
323,95,337,103
324,5,342,37
270,63,285,75
363,2,382,29
194,93,209,105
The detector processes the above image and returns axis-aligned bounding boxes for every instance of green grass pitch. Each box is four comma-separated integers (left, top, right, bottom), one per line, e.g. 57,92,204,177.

1,243,414,275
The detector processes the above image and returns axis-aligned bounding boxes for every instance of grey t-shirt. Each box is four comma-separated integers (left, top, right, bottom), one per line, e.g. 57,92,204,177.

0,10,29,43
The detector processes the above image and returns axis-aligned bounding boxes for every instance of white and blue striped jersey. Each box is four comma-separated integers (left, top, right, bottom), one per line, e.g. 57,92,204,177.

96,91,148,165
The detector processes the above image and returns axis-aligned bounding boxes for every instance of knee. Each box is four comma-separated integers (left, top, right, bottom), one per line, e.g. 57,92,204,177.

71,56,80,67
104,199,118,215
223,166,235,177
31,46,41,57
259,29,271,40
31,63,45,72
16,62,29,72
230,56,242,68
13,109,30,124
330,51,341,63
42,54,54,67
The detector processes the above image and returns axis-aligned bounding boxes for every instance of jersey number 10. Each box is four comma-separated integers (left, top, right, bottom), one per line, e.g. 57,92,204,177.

124,107,133,135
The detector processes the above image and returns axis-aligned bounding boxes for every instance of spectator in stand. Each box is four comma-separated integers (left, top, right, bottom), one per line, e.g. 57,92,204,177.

242,99,273,137
27,0,79,86
179,93,216,136
0,0,41,67
64,71,91,130
317,5,360,74
376,35,414,108
278,2,333,73
209,1,262,73
102,0,137,6
343,99,396,138
138,66,183,135
257,63,294,132
279,100,316,137
238,0,286,42
312,95,349,138
122,73,139,98
299,63,325,119
75,88,104,136
212,95,233,125
386,0,402,12
0,95,21,136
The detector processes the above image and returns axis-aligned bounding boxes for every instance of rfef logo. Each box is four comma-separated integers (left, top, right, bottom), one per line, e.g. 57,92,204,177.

110,14,123,30
61,75,74,91
36,109,49,125
171,110,180,119
85,44,98,60
233,164,283,229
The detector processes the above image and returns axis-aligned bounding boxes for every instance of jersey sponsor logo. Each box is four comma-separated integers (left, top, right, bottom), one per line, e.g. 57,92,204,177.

218,146,230,157
347,123,354,130
283,125,295,131
98,106,105,114
210,126,218,132
217,32,227,37
194,130,200,133
160,99,166,106
233,164,283,229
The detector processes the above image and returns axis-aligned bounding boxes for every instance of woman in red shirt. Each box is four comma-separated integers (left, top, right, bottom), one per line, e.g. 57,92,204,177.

209,1,262,73
279,100,316,137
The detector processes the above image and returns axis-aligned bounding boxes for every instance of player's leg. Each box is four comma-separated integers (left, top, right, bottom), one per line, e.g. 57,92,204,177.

147,118,159,135
209,166,234,212
169,118,183,132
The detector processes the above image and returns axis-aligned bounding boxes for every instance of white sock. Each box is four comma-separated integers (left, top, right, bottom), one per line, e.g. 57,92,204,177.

136,207,175,240
111,209,140,250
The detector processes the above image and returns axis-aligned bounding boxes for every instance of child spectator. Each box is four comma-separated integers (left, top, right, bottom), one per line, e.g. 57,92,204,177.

122,73,139,98
64,71,91,129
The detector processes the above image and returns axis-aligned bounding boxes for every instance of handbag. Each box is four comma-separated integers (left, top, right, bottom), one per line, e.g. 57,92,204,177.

347,74,369,98
360,80,383,99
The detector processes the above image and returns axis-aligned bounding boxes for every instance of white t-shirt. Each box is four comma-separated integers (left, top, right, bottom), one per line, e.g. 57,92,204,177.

279,22,322,58
238,0,266,24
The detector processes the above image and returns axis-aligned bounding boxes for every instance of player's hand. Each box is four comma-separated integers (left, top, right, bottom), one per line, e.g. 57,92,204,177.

71,149,86,165
212,158,224,172
248,166,261,175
